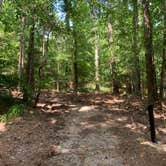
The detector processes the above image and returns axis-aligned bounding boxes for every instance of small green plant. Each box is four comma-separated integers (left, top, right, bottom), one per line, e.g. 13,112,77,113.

0,104,26,122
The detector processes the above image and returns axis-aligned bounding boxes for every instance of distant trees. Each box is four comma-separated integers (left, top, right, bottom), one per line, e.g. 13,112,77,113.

0,0,166,103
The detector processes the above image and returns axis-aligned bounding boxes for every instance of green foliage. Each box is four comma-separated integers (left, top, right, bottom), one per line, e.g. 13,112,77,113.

0,104,26,122
0,0,165,96
0,74,18,88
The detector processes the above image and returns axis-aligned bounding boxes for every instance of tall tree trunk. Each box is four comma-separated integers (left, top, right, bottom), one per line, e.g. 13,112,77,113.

23,6,35,103
73,30,78,95
160,0,166,100
35,30,49,106
108,14,119,94
92,6,100,92
142,0,157,143
95,39,100,91
65,52,70,91
142,0,157,105
64,0,71,91
133,0,141,96
18,15,26,89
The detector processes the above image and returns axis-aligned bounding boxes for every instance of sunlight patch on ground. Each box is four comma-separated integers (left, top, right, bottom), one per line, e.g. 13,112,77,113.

110,107,126,111
50,99,58,103
42,109,60,113
116,116,128,122
0,123,7,132
131,101,141,107
49,118,57,124
36,103,46,107
141,141,166,153
80,119,115,128
52,145,70,154
125,123,147,133
113,98,125,103
78,106,97,112
154,113,166,120
69,104,77,107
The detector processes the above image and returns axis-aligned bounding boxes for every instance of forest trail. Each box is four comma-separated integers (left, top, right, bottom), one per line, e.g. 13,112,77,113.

51,100,123,165
0,93,166,166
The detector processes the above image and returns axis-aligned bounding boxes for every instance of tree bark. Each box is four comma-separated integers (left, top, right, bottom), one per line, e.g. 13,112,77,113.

34,30,49,106
133,0,141,96
160,0,166,100
73,30,78,95
95,40,100,91
56,62,60,92
23,5,35,103
142,0,157,105
108,14,119,94
18,15,26,89
142,0,157,143
64,0,72,91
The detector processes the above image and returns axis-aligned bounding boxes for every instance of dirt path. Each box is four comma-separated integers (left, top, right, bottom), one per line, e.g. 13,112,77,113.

0,93,166,166
50,104,123,166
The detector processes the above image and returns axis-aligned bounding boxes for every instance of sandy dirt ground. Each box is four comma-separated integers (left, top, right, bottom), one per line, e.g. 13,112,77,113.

0,93,166,166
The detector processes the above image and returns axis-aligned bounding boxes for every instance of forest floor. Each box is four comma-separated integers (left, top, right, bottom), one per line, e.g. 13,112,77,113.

0,92,166,166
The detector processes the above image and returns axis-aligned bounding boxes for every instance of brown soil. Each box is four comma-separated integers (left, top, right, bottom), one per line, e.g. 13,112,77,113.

0,93,166,166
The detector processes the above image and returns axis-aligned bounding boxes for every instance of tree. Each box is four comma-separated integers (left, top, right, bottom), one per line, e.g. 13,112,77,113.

23,3,35,103
72,27,78,95
132,0,141,96
142,0,157,143
160,0,166,100
108,14,119,94
142,0,157,105
18,12,26,89
63,0,78,95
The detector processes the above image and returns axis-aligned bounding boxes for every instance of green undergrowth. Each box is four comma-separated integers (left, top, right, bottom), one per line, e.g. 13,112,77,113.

0,104,27,122
84,84,111,93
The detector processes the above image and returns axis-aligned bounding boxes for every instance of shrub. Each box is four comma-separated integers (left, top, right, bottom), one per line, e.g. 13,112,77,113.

0,104,26,122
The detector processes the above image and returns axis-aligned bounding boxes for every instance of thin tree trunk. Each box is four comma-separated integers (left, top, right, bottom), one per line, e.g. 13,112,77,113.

95,40,100,91
34,30,49,106
142,0,157,105
108,14,119,94
56,62,60,92
73,30,78,95
23,5,35,103
133,0,141,96
92,6,100,92
64,0,71,91
142,0,157,143
18,15,26,89
160,0,166,100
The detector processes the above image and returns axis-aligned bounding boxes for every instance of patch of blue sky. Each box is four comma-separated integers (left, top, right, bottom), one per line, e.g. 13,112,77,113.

52,1,66,20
